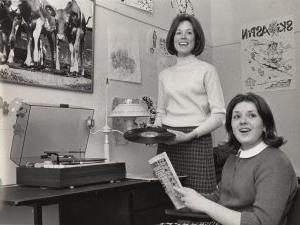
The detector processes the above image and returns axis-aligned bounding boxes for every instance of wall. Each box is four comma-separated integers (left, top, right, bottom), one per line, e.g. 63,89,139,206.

210,0,300,175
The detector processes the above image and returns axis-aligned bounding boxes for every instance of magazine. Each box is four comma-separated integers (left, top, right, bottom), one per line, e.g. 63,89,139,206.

148,152,185,209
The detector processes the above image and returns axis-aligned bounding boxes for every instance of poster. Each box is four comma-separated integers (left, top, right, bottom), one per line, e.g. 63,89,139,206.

121,0,153,13
147,29,171,57
170,0,194,15
241,16,296,92
107,25,141,83
146,28,176,73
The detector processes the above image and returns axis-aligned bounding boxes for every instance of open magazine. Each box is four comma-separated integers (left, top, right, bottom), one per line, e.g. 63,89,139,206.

148,152,185,209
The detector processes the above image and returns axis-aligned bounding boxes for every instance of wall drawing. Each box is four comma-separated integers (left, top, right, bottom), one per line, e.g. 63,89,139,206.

241,16,296,92
170,0,194,15
146,28,175,73
108,25,141,83
121,0,153,13
147,29,171,57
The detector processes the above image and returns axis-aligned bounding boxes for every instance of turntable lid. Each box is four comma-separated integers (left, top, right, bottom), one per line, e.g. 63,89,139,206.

10,103,94,166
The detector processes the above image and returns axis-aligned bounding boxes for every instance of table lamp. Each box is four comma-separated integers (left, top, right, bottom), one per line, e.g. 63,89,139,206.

109,98,150,131
89,79,150,162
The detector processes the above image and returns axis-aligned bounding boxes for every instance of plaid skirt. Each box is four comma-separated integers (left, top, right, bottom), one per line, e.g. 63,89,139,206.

157,125,216,193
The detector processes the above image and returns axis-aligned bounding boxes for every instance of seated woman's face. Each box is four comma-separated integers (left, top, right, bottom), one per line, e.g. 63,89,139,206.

231,101,265,150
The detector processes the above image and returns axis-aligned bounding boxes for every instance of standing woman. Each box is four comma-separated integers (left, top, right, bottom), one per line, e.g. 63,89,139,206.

155,14,225,193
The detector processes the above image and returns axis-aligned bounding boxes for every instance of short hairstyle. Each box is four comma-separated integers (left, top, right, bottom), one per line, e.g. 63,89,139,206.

166,14,205,56
225,92,285,150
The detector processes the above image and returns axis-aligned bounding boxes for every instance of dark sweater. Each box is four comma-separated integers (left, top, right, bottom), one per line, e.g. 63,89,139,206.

209,147,297,225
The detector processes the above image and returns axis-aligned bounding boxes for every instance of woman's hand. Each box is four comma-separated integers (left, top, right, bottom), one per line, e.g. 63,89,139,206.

174,187,209,212
165,129,196,145
176,187,241,225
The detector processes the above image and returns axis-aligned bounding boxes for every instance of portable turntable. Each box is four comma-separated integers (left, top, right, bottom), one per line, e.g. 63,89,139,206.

10,103,126,188
124,127,175,144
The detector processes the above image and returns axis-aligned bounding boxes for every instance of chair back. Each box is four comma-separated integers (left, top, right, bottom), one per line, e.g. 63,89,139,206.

287,186,300,225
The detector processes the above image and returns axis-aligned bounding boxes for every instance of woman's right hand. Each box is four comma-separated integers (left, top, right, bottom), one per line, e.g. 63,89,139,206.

174,187,209,212
175,186,241,225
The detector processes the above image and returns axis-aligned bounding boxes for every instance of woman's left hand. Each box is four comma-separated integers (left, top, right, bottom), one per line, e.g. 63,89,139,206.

165,129,195,144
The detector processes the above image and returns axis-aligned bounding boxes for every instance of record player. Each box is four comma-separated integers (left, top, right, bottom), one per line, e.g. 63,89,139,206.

10,103,126,188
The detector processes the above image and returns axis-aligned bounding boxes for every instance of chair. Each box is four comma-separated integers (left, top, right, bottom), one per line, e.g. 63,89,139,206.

213,145,236,183
287,186,300,225
165,207,212,223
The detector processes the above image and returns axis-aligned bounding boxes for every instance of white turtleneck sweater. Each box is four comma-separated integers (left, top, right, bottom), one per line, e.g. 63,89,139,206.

155,55,225,128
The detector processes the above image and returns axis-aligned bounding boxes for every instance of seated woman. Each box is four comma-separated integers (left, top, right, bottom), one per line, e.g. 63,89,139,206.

175,92,298,225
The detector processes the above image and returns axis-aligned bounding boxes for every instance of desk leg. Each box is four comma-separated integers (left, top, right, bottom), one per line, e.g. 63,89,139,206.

32,204,43,225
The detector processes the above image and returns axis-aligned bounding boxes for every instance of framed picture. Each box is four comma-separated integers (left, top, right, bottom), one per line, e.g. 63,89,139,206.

0,0,95,93
107,24,142,83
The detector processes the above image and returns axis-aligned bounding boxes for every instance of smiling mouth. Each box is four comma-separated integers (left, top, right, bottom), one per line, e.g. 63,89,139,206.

178,41,189,46
239,128,251,133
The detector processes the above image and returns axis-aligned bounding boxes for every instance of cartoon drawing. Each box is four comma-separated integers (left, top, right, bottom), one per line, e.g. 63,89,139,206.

244,39,293,77
241,16,295,92
170,0,194,15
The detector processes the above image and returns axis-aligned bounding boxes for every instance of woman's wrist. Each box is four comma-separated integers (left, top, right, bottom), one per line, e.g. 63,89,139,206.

201,198,215,214
190,129,199,139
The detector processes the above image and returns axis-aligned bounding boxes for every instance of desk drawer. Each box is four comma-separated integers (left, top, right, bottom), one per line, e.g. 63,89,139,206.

60,189,131,225
132,182,171,210
133,206,167,225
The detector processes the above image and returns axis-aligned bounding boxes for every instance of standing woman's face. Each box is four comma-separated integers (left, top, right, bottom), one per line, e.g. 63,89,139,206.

174,20,195,57
231,101,265,150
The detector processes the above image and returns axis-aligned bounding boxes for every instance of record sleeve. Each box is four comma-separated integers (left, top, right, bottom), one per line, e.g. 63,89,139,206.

123,127,175,144
148,152,185,209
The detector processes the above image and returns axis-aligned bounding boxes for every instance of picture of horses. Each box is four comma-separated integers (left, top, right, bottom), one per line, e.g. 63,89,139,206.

0,0,94,92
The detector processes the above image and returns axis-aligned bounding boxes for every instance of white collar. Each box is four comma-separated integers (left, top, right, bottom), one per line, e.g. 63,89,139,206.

237,142,268,158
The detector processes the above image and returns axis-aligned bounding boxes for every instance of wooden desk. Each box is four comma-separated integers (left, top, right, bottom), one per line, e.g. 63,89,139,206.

0,179,172,225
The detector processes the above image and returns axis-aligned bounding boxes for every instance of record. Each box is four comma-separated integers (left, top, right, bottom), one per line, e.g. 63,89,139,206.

124,127,175,144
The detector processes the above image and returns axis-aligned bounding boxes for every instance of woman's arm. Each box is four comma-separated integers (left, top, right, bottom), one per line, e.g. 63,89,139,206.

204,199,241,225
167,113,224,144
191,113,225,137
176,187,241,225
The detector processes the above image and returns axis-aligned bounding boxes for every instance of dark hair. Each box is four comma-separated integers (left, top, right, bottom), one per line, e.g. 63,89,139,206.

225,92,285,150
166,14,205,56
